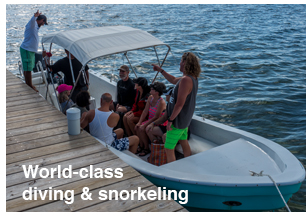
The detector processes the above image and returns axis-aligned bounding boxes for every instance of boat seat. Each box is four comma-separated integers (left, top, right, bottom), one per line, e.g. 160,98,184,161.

163,138,282,176
175,133,218,155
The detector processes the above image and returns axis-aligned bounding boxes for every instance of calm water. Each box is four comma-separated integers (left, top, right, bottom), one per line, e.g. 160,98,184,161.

6,4,306,211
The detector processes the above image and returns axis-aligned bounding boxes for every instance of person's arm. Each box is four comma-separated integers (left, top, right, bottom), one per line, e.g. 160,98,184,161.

81,109,94,129
168,76,193,123
131,90,139,112
85,64,89,85
48,59,61,74
29,10,41,29
116,83,121,105
153,110,168,125
107,112,120,128
152,64,181,84
142,98,166,128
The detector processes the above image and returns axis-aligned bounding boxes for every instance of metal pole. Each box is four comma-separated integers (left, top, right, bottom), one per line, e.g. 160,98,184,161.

124,52,137,78
154,46,161,66
63,67,85,112
69,52,75,84
151,47,171,84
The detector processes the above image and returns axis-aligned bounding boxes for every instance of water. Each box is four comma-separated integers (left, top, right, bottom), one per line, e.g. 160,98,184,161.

6,4,306,211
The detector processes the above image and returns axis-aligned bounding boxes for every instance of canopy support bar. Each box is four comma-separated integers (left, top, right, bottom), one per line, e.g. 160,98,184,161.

151,47,171,84
154,46,161,66
124,52,137,78
69,53,76,84
63,66,86,111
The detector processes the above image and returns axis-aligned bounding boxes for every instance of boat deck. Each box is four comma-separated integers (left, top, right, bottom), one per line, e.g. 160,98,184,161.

6,70,187,212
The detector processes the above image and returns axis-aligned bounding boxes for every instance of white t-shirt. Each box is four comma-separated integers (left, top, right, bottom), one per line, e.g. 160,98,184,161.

20,16,40,53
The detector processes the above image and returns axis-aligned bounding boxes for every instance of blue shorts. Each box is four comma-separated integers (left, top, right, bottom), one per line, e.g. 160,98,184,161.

111,132,129,151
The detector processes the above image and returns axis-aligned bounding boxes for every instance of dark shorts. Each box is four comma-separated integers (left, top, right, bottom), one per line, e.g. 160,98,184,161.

113,101,132,112
111,132,129,151
158,125,167,134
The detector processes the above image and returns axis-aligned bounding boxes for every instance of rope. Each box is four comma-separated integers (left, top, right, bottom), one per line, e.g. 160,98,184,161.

249,170,291,212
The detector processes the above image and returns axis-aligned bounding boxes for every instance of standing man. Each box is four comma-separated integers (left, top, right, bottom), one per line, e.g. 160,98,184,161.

152,52,201,163
20,10,48,92
47,49,89,103
110,65,136,113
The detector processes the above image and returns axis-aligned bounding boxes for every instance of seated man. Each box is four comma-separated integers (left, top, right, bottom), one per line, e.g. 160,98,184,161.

81,93,139,153
47,49,89,103
110,65,136,113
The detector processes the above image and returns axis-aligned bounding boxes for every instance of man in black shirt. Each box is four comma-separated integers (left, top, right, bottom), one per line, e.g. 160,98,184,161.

48,49,89,103
110,65,136,113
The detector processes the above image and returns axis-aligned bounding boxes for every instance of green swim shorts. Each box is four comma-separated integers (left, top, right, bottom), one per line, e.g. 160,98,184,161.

20,47,35,71
164,125,188,150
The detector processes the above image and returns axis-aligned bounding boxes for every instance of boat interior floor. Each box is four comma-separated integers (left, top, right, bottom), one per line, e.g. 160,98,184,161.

123,133,217,165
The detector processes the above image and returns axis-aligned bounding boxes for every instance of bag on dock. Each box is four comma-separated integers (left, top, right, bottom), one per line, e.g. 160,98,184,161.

147,142,167,166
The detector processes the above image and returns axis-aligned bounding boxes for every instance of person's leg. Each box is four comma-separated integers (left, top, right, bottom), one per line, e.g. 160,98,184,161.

138,127,150,156
162,133,167,144
165,148,176,163
123,115,132,136
178,128,190,157
146,126,163,143
20,47,38,92
117,106,127,113
164,125,186,163
127,116,139,135
114,128,124,139
179,140,191,158
135,126,144,149
127,135,139,153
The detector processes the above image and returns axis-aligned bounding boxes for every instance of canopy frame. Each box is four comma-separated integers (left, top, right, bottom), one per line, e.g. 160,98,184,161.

41,26,171,109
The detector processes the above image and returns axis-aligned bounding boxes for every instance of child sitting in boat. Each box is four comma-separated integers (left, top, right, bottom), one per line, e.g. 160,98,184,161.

57,84,74,114
135,82,167,156
123,77,150,136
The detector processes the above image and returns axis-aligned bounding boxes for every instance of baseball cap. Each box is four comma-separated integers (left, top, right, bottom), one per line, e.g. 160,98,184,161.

118,65,129,72
57,84,73,94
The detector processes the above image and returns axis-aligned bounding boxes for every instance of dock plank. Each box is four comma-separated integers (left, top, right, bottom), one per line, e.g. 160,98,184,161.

6,105,55,118
8,166,138,212
6,135,99,164
6,131,89,155
6,70,185,212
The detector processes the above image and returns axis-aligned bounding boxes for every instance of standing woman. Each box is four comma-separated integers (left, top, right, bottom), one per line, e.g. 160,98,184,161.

152,52,201,163
123,77,150,136
135,82,166,156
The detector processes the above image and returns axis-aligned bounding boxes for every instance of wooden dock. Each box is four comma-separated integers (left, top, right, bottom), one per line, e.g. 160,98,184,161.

6,70,187,212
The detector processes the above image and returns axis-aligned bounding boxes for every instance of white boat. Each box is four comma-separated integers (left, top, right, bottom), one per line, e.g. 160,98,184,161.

21,26,305,211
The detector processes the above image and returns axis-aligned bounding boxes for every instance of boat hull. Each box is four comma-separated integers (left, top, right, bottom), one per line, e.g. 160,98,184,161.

142,174,301,211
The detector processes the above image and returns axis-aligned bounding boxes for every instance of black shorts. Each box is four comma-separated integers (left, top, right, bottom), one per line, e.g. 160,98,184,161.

158,125,167,134
113,101,132,112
